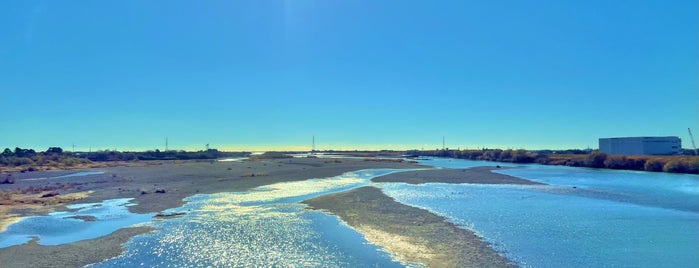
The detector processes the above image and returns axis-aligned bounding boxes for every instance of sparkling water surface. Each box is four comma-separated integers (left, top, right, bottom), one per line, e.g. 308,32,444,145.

0,198,154,248
2,158,696,268
376,158,699,267
92,169,416,267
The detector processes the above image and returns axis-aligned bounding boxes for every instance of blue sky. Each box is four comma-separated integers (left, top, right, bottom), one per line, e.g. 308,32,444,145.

1,1,697,151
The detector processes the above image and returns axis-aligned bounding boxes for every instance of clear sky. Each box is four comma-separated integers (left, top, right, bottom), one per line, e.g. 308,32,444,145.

1,1,697,151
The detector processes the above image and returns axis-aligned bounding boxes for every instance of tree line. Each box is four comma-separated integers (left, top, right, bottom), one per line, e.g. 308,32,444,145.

0,147,251,171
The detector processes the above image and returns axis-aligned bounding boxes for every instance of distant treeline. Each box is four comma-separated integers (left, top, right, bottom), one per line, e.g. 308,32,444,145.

408,149,699,174
81,149,250,161
0,147,251,171
1,147,91,170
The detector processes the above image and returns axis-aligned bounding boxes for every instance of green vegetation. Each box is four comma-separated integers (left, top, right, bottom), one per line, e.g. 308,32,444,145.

0,147,251,172
1,147,91,172
409,149,699,174
85,149,249,161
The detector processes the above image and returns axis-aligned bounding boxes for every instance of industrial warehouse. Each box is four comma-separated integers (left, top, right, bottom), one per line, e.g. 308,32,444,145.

599,136,682,155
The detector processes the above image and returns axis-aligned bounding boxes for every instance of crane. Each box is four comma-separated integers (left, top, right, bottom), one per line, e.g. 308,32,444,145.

689,128,698,155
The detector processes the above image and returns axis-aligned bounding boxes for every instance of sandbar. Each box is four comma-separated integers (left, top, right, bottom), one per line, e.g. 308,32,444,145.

303,186,515,268
372,166,544,185
0,226,154,267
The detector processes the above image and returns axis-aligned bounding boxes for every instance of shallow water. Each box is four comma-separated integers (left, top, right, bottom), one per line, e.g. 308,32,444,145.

377,158,699,267
3,158,696,267
91,169,416,267
51,171,105,178
0,198,154,248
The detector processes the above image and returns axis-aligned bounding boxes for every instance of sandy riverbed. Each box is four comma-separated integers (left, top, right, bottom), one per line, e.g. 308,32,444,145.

304,166,541,268
0,158,421,266
1,159,537,267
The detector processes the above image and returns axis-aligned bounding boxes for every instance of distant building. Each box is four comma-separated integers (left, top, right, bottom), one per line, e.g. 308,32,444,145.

599,136,681,155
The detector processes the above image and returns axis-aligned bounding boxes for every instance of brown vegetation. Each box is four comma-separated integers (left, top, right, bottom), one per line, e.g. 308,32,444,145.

412,149,699,174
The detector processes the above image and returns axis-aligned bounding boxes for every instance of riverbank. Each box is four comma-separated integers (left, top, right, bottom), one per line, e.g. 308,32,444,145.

303,186,515,268
0,158,424,266
0,226,155,267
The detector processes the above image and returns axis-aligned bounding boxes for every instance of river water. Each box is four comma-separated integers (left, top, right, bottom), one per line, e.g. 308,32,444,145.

1,160,696,267
379,158,698,267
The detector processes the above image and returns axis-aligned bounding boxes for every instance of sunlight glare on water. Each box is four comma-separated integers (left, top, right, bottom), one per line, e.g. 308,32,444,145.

92,169,411,267
389,158,699,268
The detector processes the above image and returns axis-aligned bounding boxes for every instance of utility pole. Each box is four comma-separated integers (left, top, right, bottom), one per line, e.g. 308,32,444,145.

72,143,75,152
442,136,445,150
312,135,316,153
166,137,169,151
688,128,698,155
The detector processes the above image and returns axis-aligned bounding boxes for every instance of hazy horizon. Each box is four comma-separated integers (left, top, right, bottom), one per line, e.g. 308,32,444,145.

2,1,697,151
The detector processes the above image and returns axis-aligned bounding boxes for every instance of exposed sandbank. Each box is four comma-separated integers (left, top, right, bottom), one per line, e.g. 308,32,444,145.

0,226,154,268
372,166,544,185
303,186,515,268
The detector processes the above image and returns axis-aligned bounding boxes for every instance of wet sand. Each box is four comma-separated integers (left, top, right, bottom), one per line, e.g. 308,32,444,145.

372,166,544,185
304,167,543,267
303,186,515,268
0,226,154,267
1,158,422,215
0,158,422,266
1,160,537,267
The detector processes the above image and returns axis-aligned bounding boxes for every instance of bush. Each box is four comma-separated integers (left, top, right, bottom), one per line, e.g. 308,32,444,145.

585,152,607,168
626,158,647,170
644,159,664,172
604,156,627,169
686,160,699,174
11,157,34,166
663,160,686,173
511,150,535,163
498,150,513,162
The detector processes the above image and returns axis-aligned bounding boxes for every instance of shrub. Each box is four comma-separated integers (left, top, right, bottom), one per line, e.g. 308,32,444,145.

604,156,627,169
626,158,647,170
644,159,664,172
585,152,607,168
499,150,513,162
511,150,535,163
11,157,34,166
686,160,699,174
663,160,686,173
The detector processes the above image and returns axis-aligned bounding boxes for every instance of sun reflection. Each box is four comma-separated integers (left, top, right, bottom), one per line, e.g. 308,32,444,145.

93,169,410,267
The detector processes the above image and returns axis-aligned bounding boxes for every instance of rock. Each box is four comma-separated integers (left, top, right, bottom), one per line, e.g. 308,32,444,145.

41,191,60,198
155,189,166,194
154,212,186,218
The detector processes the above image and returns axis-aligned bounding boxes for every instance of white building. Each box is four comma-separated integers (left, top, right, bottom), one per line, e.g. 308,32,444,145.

599,136,681,155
